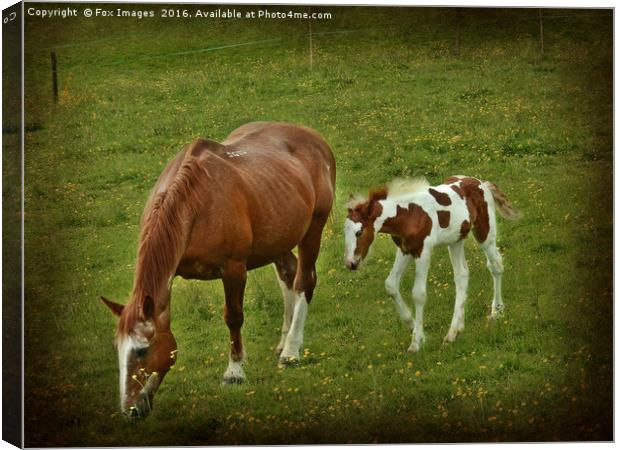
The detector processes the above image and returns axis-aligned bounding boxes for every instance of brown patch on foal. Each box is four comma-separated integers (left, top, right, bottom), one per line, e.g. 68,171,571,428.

428,188,451,206
459,220,471,240
444,176,462,184
382,203,432,258
450,184,465,199
458,177,490,243
391,235,403,248
437,210,450,228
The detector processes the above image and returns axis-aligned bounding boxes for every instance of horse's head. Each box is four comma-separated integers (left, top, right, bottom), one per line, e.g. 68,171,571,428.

344,188,387,270
101,295,177,419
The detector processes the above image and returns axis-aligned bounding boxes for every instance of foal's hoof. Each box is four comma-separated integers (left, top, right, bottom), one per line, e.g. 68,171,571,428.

407,342,421,353
443,329,459,344
488,306,505,320
221,375,245,385
443,334,456,344
278,356,300,368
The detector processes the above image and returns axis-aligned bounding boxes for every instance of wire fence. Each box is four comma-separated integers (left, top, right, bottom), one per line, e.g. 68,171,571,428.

36,9,610,101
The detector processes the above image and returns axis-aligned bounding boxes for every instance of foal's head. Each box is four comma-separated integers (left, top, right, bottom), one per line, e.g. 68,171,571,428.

101,295,177,419
343,188,387,270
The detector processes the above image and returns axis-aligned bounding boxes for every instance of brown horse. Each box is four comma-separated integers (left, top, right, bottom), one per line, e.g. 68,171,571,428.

101,122,336,418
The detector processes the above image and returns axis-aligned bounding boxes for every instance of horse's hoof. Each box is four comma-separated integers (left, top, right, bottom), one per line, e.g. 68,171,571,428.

278,356,300,368
221,375,245,385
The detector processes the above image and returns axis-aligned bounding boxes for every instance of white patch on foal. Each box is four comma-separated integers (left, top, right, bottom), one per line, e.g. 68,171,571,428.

374,200,398,233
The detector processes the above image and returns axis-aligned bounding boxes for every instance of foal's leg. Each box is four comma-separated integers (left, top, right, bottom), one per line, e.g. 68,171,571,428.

409,250,431,353
444,239,469,343
481,239,505,319
385,248,414,330
279,214,328,367
221,260,247,384
273,252,298,355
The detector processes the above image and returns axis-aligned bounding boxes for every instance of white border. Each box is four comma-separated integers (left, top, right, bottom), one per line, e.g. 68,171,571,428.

0,1,616,450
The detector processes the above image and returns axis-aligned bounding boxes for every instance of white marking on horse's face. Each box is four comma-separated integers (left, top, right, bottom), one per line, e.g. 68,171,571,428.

343,218,363,268
117,320,154,414
118,335,146,413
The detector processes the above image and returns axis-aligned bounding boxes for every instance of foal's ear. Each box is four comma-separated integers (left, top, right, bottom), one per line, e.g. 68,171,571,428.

345,193,365,210
368,199,383,219
100,296,124,317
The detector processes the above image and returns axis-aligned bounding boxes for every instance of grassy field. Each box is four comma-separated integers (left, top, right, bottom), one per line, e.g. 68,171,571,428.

19,6,612,445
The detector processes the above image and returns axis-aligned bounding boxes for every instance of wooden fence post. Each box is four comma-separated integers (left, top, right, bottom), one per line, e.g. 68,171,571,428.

454,9,462,56
539,9,544,55
308,13,313,69
51,52,58,103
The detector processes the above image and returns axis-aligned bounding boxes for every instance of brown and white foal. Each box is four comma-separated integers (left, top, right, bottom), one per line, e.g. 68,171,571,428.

344,176,521,352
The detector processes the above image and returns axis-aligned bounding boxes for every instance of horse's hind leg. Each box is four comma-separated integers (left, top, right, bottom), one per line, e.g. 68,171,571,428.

279,213,328,367
273,252,298,355
221,260,247,384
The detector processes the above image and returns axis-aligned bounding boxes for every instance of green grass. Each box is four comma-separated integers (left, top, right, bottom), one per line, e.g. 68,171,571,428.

19,6,612,445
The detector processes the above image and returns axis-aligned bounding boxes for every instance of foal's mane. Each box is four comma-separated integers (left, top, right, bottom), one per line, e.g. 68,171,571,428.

346,177,430,211
118,142,211,336
386,177,430,199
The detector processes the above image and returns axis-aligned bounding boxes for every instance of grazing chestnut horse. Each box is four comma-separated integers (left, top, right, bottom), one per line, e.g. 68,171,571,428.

344,176,521,353
101,122,336,418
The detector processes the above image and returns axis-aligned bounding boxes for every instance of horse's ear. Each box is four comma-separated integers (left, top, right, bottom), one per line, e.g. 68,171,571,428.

100,296,124,317
142,295,155,320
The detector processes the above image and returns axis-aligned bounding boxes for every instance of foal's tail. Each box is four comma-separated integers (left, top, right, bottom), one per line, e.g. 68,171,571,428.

486,182,523,220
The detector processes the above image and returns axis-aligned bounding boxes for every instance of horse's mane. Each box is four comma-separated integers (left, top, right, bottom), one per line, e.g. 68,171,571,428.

386,177,430,199
118,144,211,336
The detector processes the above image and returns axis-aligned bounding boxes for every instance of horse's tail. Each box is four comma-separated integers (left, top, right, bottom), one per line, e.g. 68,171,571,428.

486,182,523,220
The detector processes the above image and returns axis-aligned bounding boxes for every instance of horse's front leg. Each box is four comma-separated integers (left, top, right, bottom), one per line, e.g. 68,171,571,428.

221,260,247,384
385,248,414,330
409,249,431,353
444,240,469,343
279,213,327,367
